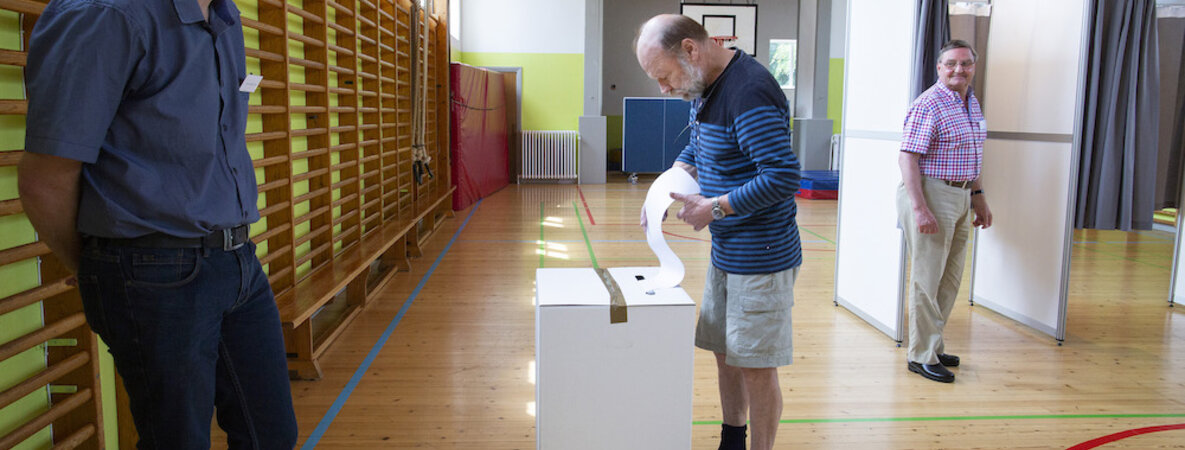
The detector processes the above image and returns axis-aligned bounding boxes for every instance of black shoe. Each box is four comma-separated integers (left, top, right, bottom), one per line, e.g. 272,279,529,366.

938,353,960,367
908,361,955,383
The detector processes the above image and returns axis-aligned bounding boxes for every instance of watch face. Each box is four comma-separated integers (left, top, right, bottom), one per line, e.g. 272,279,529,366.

712,206,725,220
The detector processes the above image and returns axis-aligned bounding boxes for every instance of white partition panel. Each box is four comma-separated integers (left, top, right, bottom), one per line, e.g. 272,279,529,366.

971,0,1089,340
1173,180,1185,304
980,0,1086,134
835,139,906,337
834,0,915,341
973,140,1074,336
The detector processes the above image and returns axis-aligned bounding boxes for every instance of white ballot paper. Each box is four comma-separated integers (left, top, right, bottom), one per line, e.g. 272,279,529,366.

642,167,701,292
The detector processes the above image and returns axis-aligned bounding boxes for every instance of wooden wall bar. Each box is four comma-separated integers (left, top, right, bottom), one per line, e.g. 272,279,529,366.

1,0,452,446
0,2,106,449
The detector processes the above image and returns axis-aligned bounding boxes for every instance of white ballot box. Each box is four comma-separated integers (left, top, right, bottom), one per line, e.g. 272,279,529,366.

535,267,696,450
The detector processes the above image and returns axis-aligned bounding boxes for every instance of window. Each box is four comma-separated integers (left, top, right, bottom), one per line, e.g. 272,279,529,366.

768,39,797,89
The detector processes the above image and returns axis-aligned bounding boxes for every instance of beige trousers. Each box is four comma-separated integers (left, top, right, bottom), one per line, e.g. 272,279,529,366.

896,177,972,365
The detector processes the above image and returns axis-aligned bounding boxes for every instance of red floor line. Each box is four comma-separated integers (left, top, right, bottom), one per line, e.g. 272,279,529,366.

663,231,711,242
576,186,596,225
1065,423,1185,449
597,223,699,227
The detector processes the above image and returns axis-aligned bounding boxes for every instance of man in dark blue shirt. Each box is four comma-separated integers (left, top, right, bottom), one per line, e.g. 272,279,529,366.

635,14,802,450
18,0,297,447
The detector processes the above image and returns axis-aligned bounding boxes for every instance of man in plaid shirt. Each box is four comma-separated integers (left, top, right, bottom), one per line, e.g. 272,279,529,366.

896,40,993,384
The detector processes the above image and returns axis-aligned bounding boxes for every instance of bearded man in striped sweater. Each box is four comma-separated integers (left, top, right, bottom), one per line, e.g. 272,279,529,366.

635,14,803,450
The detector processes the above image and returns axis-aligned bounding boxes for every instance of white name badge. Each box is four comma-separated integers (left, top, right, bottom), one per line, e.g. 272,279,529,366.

239,74,263,93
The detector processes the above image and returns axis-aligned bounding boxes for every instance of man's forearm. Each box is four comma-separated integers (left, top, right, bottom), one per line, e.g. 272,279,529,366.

18,153,83,272
673,161,698,180
898,152,929,212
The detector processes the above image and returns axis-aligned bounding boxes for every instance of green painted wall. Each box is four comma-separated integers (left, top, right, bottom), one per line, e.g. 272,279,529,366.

455,52,583,132
828,58,844,135
606,115,623,150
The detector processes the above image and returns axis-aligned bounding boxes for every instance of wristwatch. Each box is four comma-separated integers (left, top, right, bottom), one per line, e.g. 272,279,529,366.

711,197,727,220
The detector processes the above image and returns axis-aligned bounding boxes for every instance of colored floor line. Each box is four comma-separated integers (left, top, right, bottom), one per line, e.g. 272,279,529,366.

799,226,835,245
1133,229,1176,241
1072,240,1173,245
576,186,596,225
664,231,711,242
301,200,482,450
1073,243,1171,270
460,239,829,244
463,239,708,244
1067,422,1185,449
691,413,1185,426
538,202,545,269
573,202,599,269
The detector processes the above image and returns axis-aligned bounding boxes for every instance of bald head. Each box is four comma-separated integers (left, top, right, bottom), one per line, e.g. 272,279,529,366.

635,14,711,57
635,14,732,101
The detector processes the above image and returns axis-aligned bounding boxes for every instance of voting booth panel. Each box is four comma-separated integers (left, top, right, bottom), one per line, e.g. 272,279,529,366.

535,267,695,450
836,139,908,338
971,0,1089,340
834,0,916,341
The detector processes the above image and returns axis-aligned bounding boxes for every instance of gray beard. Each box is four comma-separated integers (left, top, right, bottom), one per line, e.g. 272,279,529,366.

677,57,707,100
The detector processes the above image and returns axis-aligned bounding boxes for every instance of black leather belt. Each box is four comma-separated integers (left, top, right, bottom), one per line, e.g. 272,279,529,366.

938,179,974,189
92,225,251,251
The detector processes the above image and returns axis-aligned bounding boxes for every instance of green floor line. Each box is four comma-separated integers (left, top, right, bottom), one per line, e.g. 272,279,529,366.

597,257,711,262
800,226,835,245
539,202,545,269
1073,243,1171,270
692,413,1185,426
574,202,599,269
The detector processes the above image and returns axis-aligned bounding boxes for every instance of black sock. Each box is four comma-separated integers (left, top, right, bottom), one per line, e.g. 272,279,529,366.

719,423,747,450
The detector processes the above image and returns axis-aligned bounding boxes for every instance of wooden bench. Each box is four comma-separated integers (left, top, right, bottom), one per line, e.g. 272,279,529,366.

276,187,456,380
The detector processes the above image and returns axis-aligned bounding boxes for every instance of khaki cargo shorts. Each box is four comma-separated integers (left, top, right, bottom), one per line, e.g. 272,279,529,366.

694,265,799,368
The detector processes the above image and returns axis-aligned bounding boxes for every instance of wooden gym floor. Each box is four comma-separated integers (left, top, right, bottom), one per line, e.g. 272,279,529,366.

215,174,1185,449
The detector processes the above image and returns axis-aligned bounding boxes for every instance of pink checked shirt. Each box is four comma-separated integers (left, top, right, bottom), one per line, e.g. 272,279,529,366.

900,83,986,181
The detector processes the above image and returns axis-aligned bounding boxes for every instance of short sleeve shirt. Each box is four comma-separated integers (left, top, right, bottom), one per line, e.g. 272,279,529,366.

24,0,259,239
899,83,986,181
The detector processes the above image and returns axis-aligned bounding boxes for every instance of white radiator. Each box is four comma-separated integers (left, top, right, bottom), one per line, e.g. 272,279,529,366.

520,130,579,182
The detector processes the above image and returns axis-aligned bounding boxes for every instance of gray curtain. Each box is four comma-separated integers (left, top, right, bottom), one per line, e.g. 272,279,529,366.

1155,10,1185,209
949,5,990,106
910,0,950,100
1075,0,1160,231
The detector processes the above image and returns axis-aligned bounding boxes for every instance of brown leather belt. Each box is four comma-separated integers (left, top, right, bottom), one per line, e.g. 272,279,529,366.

938,179,974,189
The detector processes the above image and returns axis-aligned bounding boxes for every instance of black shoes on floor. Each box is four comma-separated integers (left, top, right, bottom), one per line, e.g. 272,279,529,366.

937,353,960,367
908,360,955,383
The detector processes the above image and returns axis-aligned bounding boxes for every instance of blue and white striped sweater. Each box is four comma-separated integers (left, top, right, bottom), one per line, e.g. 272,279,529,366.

675,52,802,275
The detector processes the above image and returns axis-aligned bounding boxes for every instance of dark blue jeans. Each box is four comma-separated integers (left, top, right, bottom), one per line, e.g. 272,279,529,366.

77,239,297,449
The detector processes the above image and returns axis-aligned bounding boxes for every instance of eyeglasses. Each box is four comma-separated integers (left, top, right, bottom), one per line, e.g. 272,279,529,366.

942,60,975,69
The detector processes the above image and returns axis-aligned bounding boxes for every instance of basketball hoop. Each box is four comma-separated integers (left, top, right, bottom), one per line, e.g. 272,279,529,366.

710,35,738,49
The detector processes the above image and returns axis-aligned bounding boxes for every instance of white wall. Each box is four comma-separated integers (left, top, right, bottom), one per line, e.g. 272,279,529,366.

830,0,846,57
461,0,585,53
450,0,462,52
600,0,798,116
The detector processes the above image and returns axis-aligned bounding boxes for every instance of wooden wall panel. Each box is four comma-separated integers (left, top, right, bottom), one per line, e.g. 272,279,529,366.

1,0,451,444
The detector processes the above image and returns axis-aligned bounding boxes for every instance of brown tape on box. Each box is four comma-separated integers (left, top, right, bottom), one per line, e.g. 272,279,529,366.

595,268,628,324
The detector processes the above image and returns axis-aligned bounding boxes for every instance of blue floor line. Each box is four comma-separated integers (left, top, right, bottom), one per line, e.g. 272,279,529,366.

301,200,482,449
